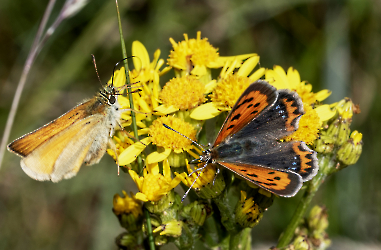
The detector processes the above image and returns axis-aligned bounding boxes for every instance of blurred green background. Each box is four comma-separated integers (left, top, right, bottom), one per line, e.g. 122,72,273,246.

0,0,379,249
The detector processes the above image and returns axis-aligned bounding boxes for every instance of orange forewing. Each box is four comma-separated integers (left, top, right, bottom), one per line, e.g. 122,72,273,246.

220,162,303,196
21,116,97,177
8,98,104,157
214,82,277,146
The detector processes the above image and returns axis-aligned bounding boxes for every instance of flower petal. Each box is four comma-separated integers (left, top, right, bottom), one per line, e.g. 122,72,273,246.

249,67,266,81
132,41,150,71
191,65,207,76
154,104,179,115
135,192,149,202
146,147,172,164
204,80,217,93
315,104,336,122
209,54,257,68
315,89,332,102
237,55,260,77
190,102,222,120
119,137,151,165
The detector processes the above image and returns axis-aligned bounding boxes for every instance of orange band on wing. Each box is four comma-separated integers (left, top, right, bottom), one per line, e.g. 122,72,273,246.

280,96,301,132
292,142,315,175
219,162,303,196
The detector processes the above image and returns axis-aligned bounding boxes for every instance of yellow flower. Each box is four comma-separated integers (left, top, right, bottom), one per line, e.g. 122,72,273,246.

180,161,217,190
265,66,331,105
175,161,225,199
129,159,186,202
107,67,150,129
155,76,206,115
265,66,336,144
149,116,196,153
190,55,265,120
111,41,170,124
168,31,219,77
107,131,134,163
113,191,142,218
168,31,256,78
116,116,198,165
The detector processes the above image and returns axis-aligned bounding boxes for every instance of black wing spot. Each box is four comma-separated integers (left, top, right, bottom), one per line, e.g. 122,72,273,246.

274,176,281,180
236,97,254,109
254,103,260,107
231,114,241,121
227,125,235,130
247,173,258,178
268,172,275,174
251,110,258,115
247,104,253,108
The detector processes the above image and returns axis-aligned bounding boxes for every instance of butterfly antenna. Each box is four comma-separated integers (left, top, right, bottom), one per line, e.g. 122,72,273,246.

162,123,206,151
91,54,103,87
111,56,140,88
181,168,205,202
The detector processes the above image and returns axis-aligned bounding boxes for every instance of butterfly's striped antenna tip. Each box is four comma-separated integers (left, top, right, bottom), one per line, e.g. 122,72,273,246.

162,123,206,151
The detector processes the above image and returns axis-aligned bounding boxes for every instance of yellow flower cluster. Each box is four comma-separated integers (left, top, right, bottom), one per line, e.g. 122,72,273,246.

108,31,335,206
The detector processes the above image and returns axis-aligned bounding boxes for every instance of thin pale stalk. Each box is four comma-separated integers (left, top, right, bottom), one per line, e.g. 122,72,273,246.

114,0,143,173
0,0,57,169
115,1,153,249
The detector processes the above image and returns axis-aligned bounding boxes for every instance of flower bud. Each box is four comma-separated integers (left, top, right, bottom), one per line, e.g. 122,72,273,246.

337,131,363,166
155,235,168,246
293,235,311,250
308,206,328,233
115,232,137,249
153,220,183,237
113,191,143,232
314,132,334,154
145,190,176,214
181,201,212,226
235,191,263,228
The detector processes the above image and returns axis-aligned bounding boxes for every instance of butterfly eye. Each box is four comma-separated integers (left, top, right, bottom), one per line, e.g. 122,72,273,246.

109,95,116,104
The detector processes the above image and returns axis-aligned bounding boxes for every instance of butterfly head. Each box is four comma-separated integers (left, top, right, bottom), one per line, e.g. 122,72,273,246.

100,84,119,106
189,149,215,165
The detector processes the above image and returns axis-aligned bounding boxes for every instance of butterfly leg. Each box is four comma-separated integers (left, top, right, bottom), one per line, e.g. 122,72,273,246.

188,164,208,176
213,167,220,185
115,120,146,146
181,162,208,202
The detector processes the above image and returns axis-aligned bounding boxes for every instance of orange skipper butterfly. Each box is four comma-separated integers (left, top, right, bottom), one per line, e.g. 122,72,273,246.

7,83,126,182
190,80,318,197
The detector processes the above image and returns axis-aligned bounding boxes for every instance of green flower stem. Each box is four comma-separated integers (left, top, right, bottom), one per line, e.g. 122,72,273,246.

212,190,241,234
115,1,152,249
229,228,251,250
144,208,155,250
277,154,335,248
115,0,143,172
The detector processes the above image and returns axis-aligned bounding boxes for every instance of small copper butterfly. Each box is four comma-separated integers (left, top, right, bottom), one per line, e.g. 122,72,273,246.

192,80,318,197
